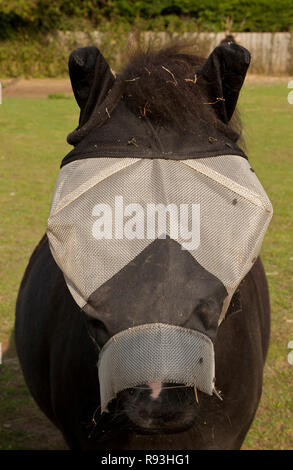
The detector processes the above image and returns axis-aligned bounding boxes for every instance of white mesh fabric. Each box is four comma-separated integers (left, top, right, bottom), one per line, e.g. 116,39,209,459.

98,323,215,413
195,155,267,195
47,154,273,320
50,158,131,214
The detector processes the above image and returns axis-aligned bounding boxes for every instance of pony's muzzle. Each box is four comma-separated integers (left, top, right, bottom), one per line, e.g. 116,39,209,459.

98,323,215,414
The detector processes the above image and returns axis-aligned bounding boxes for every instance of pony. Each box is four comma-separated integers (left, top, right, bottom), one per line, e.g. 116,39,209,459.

15,41,271,450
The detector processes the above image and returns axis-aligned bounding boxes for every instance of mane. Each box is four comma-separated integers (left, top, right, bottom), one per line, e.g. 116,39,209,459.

118,42,243,143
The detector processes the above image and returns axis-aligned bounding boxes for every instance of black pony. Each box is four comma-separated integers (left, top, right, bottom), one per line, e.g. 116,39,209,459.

15,42,270,450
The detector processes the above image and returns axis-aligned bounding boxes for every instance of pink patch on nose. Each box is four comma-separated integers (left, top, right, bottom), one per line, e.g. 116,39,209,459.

147,382,162,399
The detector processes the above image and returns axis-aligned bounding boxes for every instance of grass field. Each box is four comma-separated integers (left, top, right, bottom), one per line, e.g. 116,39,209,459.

0,84,292,449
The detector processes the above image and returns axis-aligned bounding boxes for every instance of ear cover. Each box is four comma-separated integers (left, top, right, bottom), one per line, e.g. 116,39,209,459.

196,43,251,123
68,46,115,127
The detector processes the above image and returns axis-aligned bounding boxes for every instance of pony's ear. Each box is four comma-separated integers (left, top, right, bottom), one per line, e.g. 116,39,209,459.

68,46,115,127
196,43,251,123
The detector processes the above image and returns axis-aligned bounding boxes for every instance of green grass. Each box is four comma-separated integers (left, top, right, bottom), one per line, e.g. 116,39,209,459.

0,84,292,449
47,93,72,100
239,84,293,450
0,96,78,345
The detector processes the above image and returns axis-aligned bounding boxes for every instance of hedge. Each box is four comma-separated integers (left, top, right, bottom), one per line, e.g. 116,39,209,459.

1,0,293,38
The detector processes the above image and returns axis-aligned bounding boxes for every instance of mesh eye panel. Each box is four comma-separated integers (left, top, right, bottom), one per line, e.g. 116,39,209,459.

47,155,272,307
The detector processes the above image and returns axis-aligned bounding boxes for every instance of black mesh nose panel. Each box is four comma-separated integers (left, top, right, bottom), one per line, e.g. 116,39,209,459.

84,237,227,342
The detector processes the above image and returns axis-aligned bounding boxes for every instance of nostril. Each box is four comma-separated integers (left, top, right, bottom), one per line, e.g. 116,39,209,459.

142,405,182,421
139,409,149,420
149,407,165,419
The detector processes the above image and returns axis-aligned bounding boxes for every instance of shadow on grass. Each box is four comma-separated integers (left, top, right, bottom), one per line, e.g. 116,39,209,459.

0,330,67,450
